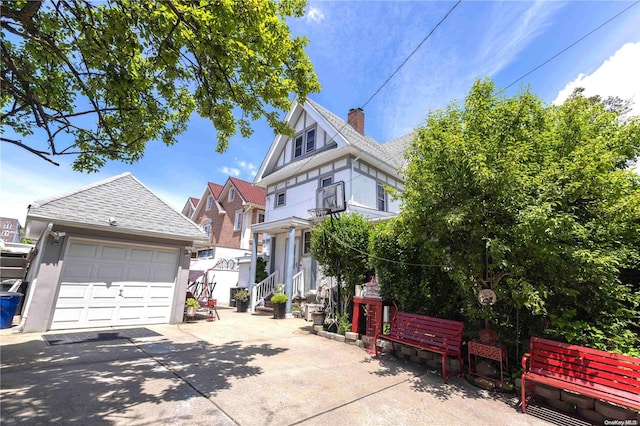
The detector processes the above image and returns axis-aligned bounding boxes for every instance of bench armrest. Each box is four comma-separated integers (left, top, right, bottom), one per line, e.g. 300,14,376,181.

521,352,531,371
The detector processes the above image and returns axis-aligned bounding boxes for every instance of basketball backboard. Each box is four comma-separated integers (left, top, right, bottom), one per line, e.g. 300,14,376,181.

315,181,346,214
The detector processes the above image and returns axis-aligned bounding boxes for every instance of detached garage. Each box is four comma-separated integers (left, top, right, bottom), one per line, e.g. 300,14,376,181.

20,173,208,332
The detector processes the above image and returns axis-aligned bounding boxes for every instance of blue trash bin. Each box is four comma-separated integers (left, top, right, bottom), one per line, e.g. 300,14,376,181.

0,292,23,329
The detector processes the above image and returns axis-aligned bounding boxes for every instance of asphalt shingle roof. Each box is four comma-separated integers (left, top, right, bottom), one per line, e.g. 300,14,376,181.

28,173,207,241
305,99,406,169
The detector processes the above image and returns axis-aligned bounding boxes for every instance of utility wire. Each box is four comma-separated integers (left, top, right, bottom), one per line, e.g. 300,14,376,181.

362,0,462,109
502,1,639,91
277,0,463,209
322,225,446,269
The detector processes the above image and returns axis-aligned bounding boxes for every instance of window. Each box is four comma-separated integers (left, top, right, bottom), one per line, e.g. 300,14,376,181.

3,223,11,229
306,129,315,152
258,213,265,223
377,183,386,211
294,135,303,158
293,127,317,158
276,191,286,207
320,176,333,188
206,195,213,210
203,221,212,237
228,189,235,202
1,231,8,236
303,231,312,255
198,249,213,259
234,210,243,231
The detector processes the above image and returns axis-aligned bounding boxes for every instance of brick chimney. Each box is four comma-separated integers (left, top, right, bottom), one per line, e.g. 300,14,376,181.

347,107,364,134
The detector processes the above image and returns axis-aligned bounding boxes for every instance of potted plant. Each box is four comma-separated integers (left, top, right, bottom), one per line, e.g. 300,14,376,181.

271,292,288,319
235,289,250,313
185,297,199,319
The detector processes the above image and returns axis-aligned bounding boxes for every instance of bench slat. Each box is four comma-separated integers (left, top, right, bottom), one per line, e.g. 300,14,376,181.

521,336,640,415
530,353,640,392
375,311,464,384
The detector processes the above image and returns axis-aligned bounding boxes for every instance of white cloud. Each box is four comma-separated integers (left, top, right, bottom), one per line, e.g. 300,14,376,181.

218,166,241,177
476,1,561,78
236,160,258,178
307,6,325,23
553,42,640,117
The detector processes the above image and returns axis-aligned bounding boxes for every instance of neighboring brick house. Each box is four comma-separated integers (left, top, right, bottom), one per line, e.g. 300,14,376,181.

181,197,199,219
0,217,22,243
188,177,266,257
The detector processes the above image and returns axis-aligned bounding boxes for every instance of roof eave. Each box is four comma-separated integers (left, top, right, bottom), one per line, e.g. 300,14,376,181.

26,214,208,243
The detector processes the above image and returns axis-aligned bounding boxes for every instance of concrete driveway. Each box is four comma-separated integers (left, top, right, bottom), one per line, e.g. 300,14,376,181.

0,307,559,425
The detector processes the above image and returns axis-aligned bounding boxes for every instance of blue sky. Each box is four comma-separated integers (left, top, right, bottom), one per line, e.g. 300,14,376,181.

2,1,639,225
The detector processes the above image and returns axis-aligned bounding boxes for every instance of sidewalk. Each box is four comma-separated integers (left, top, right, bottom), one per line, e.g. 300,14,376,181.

0,307,559,425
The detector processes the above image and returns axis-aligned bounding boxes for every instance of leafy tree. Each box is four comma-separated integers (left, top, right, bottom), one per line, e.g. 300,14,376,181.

310,213,371,325
400,78,640,355
369,218,464,318
1,0,320,171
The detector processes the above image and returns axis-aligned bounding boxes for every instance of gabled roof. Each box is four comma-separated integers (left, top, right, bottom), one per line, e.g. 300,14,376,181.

27,173,207,242
383,132,414,167
189,197,200,207
228,177,266,206
305,99,405,169
208,182,223,198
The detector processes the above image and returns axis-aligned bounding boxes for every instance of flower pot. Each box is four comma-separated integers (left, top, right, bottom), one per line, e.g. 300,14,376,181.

236,300,248,313
273,302,286,319
311,311,325,326
185,306,197,317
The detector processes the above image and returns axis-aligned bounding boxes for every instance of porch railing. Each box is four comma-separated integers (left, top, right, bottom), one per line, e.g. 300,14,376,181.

251,271,279,312
293,270,304,299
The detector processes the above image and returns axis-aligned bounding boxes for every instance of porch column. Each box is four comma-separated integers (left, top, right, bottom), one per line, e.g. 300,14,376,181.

285,225,295,315
248,232,258,312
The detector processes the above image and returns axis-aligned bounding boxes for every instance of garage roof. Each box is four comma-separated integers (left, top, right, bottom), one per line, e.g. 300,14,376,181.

26,173,208,242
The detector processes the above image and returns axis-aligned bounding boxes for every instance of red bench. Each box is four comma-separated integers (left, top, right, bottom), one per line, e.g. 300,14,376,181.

374,311,464,383
521,336,640,414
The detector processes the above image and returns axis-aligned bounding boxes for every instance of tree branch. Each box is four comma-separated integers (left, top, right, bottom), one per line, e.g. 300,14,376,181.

1,137,60,166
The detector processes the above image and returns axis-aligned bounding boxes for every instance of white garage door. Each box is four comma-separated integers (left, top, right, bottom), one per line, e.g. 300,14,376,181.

51,238,179,330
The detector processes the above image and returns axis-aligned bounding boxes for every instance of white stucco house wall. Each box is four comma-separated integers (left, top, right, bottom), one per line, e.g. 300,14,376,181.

246,99,412,314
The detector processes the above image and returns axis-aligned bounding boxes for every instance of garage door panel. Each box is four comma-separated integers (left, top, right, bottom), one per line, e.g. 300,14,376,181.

121,285,147,300
57,283,91,300
117,305,146,321
124,267,153,281
90,284,118,300
146,306,171,320
95,264,125,281
153,267,177,282
86,307,116,321
51,239,178,330
130,248,154,262
67,242,98,258
101,245,128,260
51,307,84,323
149,286,173,300
60,263,94,281
155,251,178,263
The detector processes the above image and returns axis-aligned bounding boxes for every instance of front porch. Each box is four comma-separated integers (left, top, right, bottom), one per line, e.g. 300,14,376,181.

246,216,317,317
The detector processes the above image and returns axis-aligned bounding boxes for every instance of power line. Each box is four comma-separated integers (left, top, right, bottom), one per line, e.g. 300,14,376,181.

502,1,639,91
362,0,462,110
276,0,463,208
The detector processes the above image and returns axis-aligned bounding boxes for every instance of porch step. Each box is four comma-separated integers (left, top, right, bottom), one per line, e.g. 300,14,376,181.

255,306,273,314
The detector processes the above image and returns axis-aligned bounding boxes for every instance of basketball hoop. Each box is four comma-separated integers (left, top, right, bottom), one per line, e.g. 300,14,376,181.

308,207,330,219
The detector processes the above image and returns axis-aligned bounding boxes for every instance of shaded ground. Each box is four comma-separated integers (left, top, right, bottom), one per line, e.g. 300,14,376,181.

1,307,556,425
